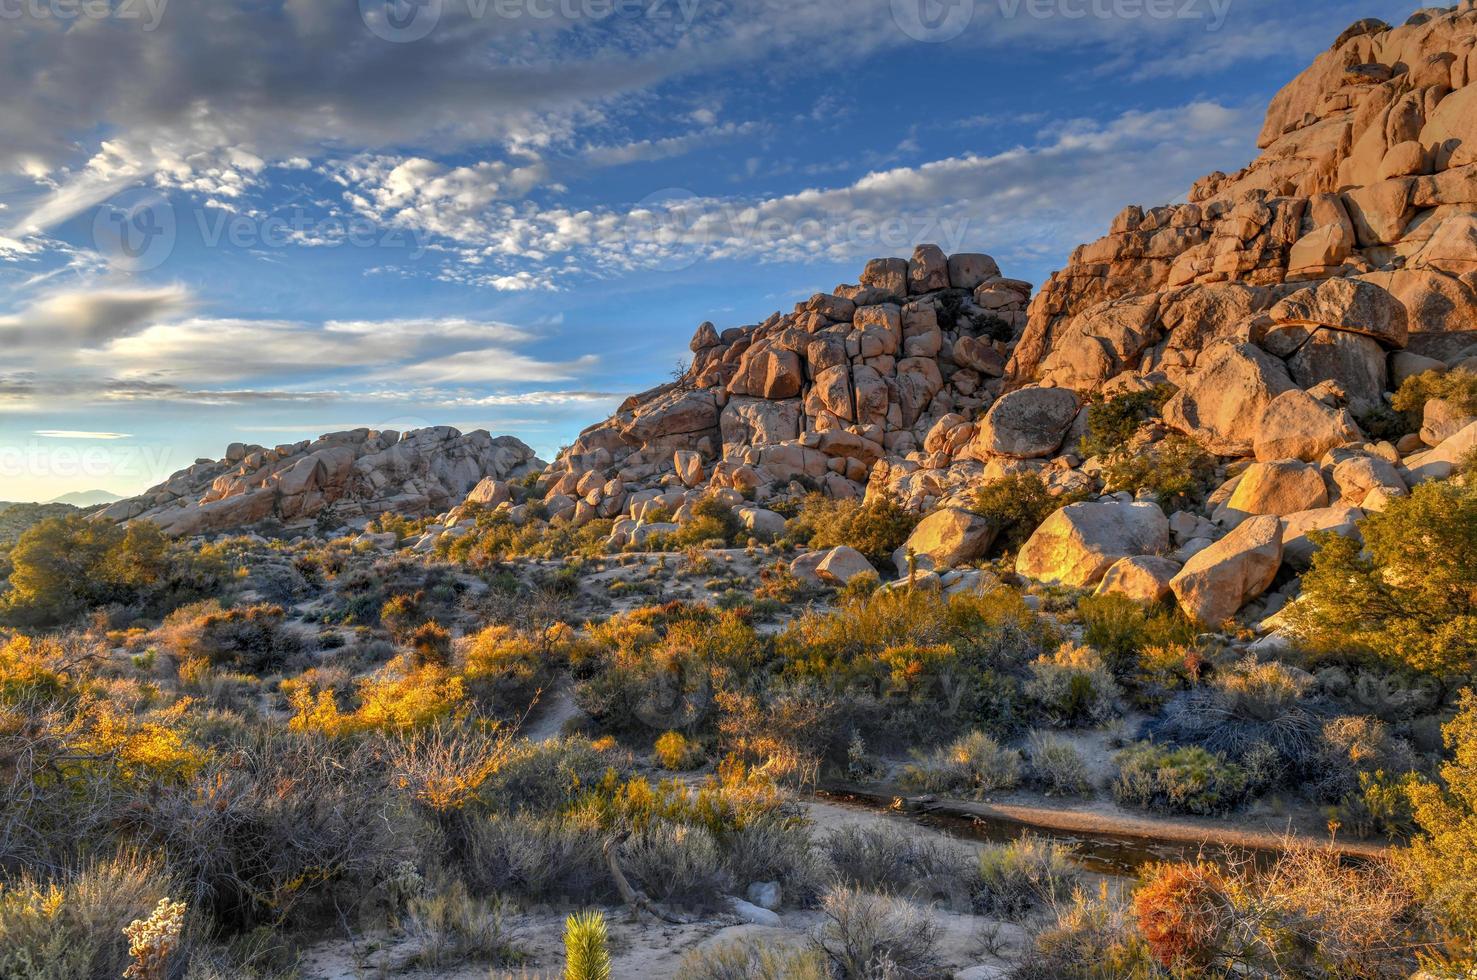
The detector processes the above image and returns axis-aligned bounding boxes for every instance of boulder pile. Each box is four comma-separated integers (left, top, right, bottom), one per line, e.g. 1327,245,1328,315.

511,7,1477,627
100,427,542,537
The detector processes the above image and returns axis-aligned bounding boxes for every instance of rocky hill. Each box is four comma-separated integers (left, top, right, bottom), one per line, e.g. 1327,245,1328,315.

522,7,1476,520
100,427,542,537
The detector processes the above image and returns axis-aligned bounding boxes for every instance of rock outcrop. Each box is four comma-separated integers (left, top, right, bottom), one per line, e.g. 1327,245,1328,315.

101,427,543,537
1007,5,1477,409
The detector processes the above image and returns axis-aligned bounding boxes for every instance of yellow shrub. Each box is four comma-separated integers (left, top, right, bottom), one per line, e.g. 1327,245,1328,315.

65,697,206,782
0,634,70,702
655,731,704,770
289,656,467,736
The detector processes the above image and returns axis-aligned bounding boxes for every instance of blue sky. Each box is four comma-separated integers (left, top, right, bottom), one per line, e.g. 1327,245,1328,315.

0,0,1416,500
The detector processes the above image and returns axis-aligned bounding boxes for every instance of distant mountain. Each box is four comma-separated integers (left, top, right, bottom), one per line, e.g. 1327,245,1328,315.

48,489,124,507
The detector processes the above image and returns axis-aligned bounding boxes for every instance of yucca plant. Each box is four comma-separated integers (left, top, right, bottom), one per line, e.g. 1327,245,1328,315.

563,909,612,980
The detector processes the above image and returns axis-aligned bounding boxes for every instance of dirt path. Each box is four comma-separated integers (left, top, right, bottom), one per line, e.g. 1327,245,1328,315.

520,682,583,743
822,783,1390,861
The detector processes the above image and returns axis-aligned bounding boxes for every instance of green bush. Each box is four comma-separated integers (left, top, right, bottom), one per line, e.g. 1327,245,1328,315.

1,517,224,627
1080,385,1176,459
975,834,1081,917
1077,593,1198,678
1024,644,1121,728
1100,434,1217,511
973,473,1087,554
1287,479,1477,674
1026,731,1093,796
899,730,1022,798
1113,742,1248,815
1391,368,1477,427
787,495,919,568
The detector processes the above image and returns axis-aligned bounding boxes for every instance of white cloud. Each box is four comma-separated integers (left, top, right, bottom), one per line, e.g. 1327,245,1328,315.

33,430,132,439
333,99,1261,280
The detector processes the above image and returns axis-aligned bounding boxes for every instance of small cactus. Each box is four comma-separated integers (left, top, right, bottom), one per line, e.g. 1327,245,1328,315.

123,897,186,980
563,909,612,980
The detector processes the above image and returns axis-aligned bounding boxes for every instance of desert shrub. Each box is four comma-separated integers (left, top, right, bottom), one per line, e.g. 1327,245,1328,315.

787,495,919,568
672,498,743,548
815,885,942,979
1133,845,1422,976
676,937,829,980
1100,434,1216,510
973,473,1088,553
775,587,1049,743
1404,690,1477,951
461,622,573,717
1312,715,1420,805
1018,882,1155,979
144,729,406,931
655,730,705,770
1024,644,1121,728
1077,593,1198,677
1357,403,1409,441
408,620,452,668
0,517,224,627
287,656,467,735
621,822,730,911
577,603,761,738
402,880,517,969
715,684,839,788
466,814,607,902
480,737,613,815
563,909,612,980
899,730,1022,798
822,823,975,905
0,852,178,980
1026,731,1093,796
1392,368,1477,426
1080,385,1175,459
159,601,301,674
1288,479,1477,674
975,834,1081,918
1335,769,1422,840
0,632,74,703
1113,742,1247,815
1132,860,1229,971
1146,657,1320,783
721,810,826,907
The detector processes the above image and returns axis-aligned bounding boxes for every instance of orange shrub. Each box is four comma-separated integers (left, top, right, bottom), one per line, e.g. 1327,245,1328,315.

1132,861,1229,969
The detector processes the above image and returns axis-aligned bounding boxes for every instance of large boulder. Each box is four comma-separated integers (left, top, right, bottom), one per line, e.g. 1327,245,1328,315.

1253,389,1361,462
1265,278,1408,349
1219,460,1329,521
897,507,998,574
1169,515,1283,625
1280,506,1364,569
1163,344,1297,456
1094,555,1181,605
973,387,1080,459
815,546,878,585
1016,500,1170,588
1285,329,1388,412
